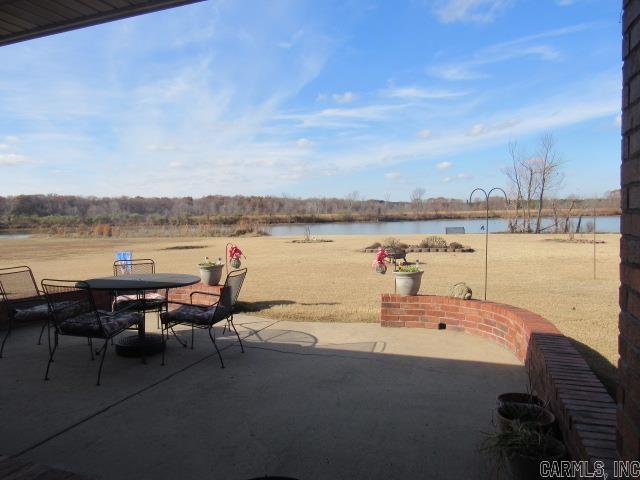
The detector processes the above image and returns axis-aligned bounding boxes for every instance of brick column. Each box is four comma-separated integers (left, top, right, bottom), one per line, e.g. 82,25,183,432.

619,0,640,461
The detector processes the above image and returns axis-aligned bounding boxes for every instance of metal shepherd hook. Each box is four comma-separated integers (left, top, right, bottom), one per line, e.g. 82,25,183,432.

468,187,510,300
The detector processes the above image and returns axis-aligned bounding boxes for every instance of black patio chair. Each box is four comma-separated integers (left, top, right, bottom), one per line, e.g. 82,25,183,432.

41,279,142,385
0,266,51,358
160,268,247,368
112,258,168,323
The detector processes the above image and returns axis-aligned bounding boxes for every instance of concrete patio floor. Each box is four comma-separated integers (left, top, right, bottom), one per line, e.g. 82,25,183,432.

0,316,525,480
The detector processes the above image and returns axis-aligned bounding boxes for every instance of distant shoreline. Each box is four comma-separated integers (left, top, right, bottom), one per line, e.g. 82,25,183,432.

0,207,621,233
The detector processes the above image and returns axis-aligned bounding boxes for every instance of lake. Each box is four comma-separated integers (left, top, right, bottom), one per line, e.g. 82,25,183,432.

268,215,620,237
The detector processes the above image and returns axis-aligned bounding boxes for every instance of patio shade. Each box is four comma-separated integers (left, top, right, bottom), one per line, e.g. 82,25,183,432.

0,0,205,47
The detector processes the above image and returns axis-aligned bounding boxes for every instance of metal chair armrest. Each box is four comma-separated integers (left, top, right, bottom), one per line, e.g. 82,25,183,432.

189,291,220,305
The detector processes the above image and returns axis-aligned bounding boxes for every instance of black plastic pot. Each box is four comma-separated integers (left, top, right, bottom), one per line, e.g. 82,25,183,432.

496,403,555,433
506,436,566,480
498,393,545,408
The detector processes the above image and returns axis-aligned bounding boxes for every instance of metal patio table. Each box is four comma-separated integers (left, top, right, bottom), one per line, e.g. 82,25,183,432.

83,273,200,357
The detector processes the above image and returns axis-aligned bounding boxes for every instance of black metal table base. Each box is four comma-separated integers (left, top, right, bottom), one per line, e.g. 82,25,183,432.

115,333,164,357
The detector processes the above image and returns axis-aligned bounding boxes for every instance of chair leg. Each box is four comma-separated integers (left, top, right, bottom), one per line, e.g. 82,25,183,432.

169,326,187,348
161,324,166,367
88,337,95,360
229,315,244,353
44,332,59,381
96,339,109,386
37,319,48,345
208,326,224,369
0,318,12,358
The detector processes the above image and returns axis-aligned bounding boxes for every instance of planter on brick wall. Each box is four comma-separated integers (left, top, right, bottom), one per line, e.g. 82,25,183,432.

393,270,423,295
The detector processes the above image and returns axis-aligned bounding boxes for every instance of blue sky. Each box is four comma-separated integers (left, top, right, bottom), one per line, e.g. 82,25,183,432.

0,0,622,201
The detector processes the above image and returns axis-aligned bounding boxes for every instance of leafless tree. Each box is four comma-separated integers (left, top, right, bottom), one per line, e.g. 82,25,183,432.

503,141,540,232
410,187,426,213
534,133,564,233
345,190,360,211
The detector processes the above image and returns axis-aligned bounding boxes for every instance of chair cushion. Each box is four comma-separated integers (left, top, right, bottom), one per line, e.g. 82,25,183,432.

113,293,166,309
160,305,216,326
12,302,51,321
59,310,142,337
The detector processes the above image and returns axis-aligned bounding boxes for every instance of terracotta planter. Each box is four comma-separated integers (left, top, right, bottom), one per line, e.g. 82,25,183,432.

394,270,423,296
198,264,223,285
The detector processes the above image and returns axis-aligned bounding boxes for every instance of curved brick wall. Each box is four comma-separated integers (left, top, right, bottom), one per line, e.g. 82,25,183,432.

381,294,618,473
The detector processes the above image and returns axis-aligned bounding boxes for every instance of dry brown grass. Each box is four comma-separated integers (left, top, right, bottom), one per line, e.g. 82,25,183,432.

0,233,620,391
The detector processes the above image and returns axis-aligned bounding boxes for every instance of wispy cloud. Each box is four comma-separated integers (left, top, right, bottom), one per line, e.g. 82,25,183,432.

0,153,28,165
385,85,469,99
428,24,592,80
384,172,402,180
332,91,356,103
431,0,514,24
436,161,453,169
417,129,432,138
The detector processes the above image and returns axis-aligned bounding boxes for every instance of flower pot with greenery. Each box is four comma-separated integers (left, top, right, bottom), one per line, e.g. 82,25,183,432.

496,402,555,433
393,263,424,296
483,422,566,480
198,257,224,286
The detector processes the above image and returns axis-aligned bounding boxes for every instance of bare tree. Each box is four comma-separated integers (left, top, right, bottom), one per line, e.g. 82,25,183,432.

345,191,360,211
502,141,540,232
410,187,426,213
534,133,564,233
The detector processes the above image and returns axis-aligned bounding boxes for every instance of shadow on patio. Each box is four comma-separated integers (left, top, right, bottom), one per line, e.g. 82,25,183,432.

0,316,525,480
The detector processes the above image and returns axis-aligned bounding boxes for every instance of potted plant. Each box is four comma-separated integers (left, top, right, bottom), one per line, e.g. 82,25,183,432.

393,262,423,296
482,421,566,480
497,393,545,409
496,402,555,433
198,257,224,285
227,244,245,269
372,247,389,274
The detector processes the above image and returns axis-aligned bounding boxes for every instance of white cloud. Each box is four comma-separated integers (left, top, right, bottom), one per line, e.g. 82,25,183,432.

615,115,622,127
277,29,304,49
169,160,184,168
145,143,176,152
436,161,452,169
417,129,432,138
384,172,402,180
431,0,514,24
469,123,485,135
442,176,451,183
386,86,469,99
332,91,356,103
296,138,313,147
0,153,28,165
428,24,591,81
0,144,7,149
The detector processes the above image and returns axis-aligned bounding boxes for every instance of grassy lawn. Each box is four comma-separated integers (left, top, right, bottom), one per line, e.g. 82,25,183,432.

0,233,620,393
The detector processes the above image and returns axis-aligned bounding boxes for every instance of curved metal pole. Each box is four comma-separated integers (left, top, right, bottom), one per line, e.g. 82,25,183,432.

468,187,509,300
225,242,232,277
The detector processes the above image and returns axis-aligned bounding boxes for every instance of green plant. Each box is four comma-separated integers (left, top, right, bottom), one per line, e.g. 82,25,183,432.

365,241,382,250
449,241,463,249
198,256,224,267
482,421,563,459
419,236,448,248
397,264,422,273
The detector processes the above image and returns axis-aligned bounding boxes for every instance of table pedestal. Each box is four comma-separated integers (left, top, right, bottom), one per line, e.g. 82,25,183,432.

115,333,164,357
